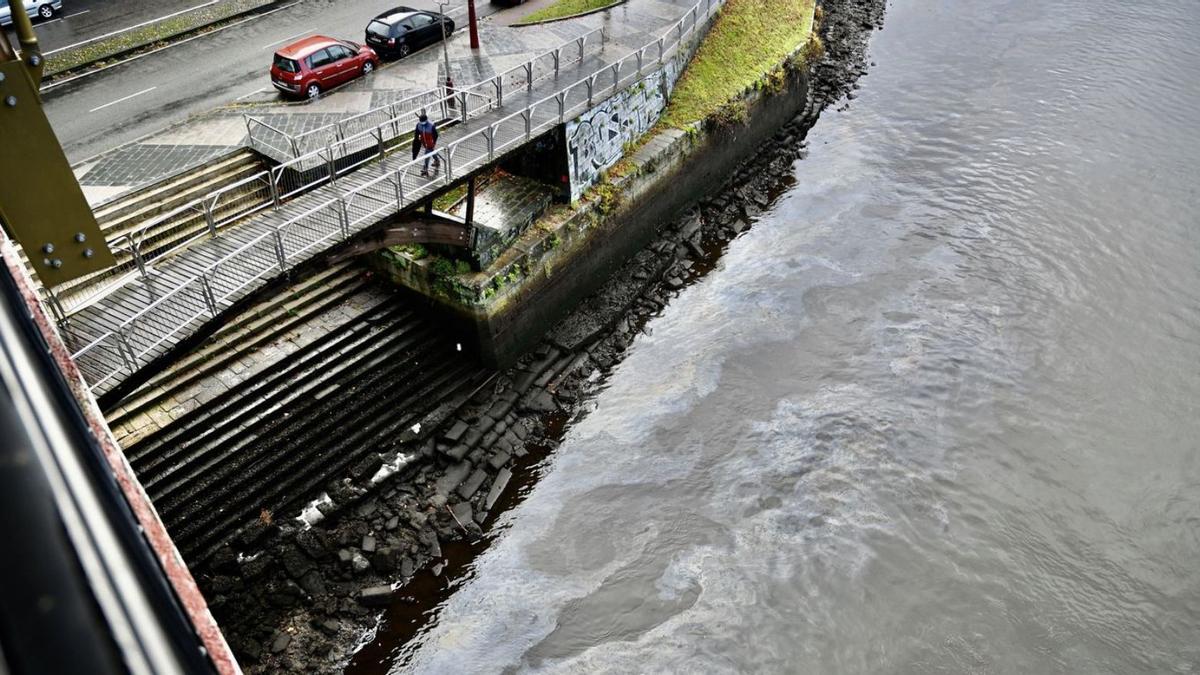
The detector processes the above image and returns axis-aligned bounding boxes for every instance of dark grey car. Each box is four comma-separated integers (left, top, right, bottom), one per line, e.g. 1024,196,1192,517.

364,7,455,59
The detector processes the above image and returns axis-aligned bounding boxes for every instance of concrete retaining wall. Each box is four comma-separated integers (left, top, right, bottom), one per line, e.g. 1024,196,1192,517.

375,60,813,367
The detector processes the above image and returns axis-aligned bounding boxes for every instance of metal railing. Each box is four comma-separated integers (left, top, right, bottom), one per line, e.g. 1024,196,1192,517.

71,0,724,393
43,27,610,319
246,25,606,161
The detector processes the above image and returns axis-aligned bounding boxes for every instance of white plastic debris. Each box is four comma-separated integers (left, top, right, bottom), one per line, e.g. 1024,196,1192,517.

456,343,462,352
370,453,414,485
295,492,334,528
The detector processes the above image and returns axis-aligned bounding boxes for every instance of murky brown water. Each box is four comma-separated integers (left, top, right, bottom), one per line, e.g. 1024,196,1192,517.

385,0,1200,671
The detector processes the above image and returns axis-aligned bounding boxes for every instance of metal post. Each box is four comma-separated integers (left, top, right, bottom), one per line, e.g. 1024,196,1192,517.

203,199,217,236
637,49,644,76
577,36,585,61
394,173,404,209
272,229,287,271
465,175,476,227
459,91,469,122
493,76,503,107
438,1,452,85
443,148,453,183
325,143,337,184
467,0,479,50
375,125,386,159
199,275,218,316
523,109,532,139
130,238,149,279
553,48,561,77
338,199,350,239
115,329,137,373
557,92,565,124
524,62,533,91
486,125,495,161
658,37,665,64
611,62,620,94
269,169,282,206
586,76,595,106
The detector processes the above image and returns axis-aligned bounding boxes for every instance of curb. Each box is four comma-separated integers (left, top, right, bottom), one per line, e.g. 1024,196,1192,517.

511,0,628,27
42,0,290,84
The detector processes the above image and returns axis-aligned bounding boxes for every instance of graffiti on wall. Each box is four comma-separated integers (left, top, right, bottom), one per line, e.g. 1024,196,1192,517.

565,57,684,201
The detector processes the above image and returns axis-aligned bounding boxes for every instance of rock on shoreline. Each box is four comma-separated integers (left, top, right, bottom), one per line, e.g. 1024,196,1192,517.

193,0,888,670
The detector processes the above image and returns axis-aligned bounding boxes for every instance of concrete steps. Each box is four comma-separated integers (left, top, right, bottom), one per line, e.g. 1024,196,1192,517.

93,150,266,235
45,149,271,316
118,284,490,563
106,262,366,435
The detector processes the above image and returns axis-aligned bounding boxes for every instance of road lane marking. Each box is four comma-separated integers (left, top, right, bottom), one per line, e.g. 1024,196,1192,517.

41,2,300,92
261,29,313,50
64,10,91,19
88,86,156,112
235,87,268,100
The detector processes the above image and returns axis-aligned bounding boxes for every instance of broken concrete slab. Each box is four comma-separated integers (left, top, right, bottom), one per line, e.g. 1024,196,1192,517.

485,468,511,511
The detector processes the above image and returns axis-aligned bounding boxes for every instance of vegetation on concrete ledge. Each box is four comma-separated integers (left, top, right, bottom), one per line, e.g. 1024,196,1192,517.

661,0,816,128
515,0,624,25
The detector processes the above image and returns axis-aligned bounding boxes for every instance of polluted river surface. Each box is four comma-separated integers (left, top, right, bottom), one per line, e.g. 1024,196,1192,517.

378,0,1200,672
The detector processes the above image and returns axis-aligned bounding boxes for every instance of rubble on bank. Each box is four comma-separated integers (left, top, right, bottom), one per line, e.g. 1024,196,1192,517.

192,0,887,670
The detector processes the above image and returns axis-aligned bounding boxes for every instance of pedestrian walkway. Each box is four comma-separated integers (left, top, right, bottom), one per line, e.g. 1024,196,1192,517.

66,0,723,396
70,7,670,206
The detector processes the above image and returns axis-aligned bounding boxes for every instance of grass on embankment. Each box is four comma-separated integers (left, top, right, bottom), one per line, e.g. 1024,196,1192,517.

660,0,816,127
515,0,624,25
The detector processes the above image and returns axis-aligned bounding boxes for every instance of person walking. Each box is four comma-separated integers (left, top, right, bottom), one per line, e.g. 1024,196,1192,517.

412,113,441,177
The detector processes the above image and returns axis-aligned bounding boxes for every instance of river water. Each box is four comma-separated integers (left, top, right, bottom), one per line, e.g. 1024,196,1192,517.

392,0,1200,671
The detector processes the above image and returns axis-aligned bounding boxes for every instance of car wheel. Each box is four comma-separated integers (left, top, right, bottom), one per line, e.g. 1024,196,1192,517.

306,83,321,99
398,43,411,58
363,60,375,76
38,4,54,19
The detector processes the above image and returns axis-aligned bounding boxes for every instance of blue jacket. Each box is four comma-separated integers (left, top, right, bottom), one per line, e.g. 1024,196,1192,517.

412,120,439,158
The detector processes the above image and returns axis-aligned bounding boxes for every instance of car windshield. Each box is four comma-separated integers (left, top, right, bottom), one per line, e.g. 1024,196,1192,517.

273,54,300,73
367,20,391,38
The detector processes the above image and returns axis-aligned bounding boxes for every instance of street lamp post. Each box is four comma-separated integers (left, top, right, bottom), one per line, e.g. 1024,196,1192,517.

438,2,454,115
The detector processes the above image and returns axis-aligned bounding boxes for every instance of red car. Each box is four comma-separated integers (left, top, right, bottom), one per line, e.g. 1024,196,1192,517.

271,35,379,99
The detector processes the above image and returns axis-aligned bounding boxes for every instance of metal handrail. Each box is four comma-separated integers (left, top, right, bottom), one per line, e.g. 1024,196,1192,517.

71,0,724,390
250,25,606,161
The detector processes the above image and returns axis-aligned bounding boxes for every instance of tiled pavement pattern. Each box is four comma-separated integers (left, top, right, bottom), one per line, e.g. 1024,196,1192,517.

74,144,234,188
67,0,713,394
73,4,688,206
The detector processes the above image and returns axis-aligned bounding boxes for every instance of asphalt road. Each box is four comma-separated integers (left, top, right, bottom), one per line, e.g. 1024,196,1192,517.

43,0,506,164
3,0,210,53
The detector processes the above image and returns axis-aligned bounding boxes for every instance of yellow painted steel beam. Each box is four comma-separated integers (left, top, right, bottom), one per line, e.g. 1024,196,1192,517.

0,7,113,288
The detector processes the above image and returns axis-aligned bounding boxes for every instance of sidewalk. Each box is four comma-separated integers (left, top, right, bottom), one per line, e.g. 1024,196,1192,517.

72,5,673,207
